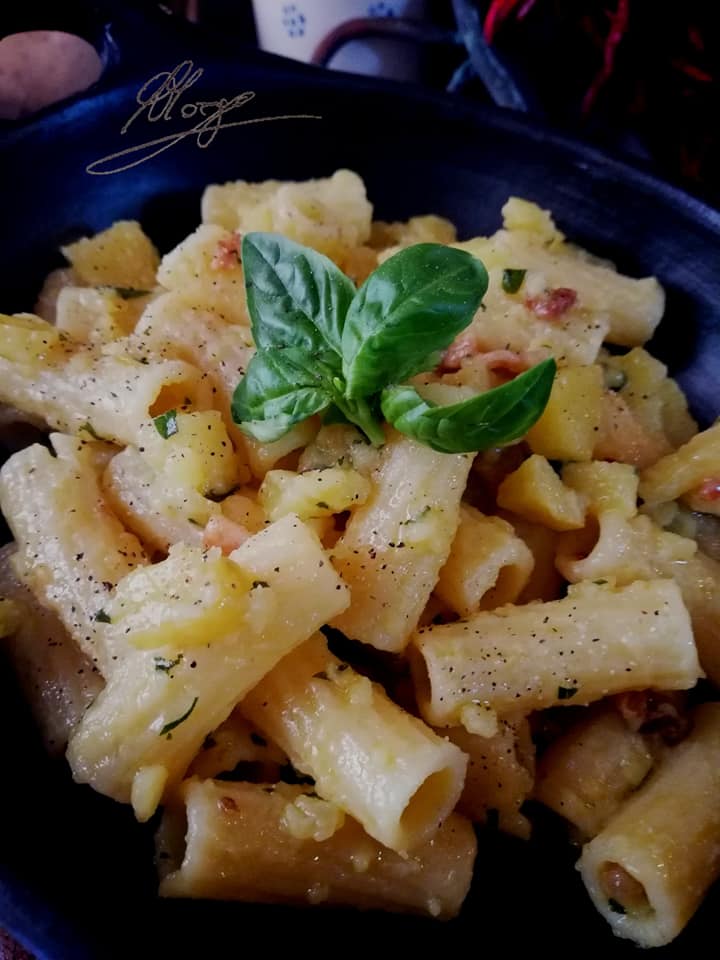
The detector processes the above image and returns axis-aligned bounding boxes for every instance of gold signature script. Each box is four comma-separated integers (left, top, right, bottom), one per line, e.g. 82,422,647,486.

86,60,322,175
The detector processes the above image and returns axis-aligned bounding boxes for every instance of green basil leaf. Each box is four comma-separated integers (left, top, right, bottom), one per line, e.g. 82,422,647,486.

231,346,337,443
153,409,178,439
341,244,488,399
242,233,356,356
380,358,556,454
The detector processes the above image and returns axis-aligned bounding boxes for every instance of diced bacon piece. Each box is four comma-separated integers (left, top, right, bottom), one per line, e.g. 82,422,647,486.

211,233,241,270
695,478,720,502
525,287,577,319
203,515,250,554
438,332,480,372
478,349,531,377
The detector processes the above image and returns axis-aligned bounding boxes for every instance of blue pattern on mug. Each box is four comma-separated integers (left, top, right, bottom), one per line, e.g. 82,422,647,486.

282,3,306,38
367,1,397,16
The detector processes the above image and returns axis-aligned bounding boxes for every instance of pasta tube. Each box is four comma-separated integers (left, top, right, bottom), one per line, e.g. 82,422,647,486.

535,706,654,839
444,717,535,839
67,516,349,816
330,430,472,652
0,318,211,446
579,703,720,947
157,780,476,919
0,436,147,672
0,544,103,754
242,634,467,853
411,579,701,726
435,505,534,618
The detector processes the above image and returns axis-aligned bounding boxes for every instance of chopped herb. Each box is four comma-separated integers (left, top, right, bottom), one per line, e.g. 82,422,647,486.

113,286,152,299
313,671,329,680
154,654,182,672
608,899,626,915
153,409,178,439
159,697,198,737
94,609,111,623
558,685,578,700
502,268,526,294
252,580,270,589
315,501,330,510
80,421,102,440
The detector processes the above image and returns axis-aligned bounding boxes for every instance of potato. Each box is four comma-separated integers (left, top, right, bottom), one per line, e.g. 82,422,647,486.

61,220,159,289
497,454,585,531
259,467,371,521
106,543,251,650
527,366,604,461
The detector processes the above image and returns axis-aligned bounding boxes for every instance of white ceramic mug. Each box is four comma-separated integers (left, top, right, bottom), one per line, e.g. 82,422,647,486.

251,0,428,81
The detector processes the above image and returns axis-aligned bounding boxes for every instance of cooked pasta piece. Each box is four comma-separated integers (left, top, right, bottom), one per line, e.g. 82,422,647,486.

535,705,654,839
594,390,671,469
444,716,535,838
0,435,147,672
187,707,286,781
0,544,103,753
102,410,241,552
201,169,373,266
579,703,720,947
55,285,152,344
639,423,720,506
0,314,210,446
242,633,467,853
157,780,476,918
156,223,249,326
556,512,696,586
411,579,701,726
66,516,349,816
330,430,472,652
435,505,534,618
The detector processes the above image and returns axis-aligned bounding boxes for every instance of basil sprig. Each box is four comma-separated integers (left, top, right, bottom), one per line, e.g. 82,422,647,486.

380,358,556,453
232,233,556,453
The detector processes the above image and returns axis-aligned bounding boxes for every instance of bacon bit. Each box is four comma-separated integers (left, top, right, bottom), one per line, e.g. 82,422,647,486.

211,233,241,270
438,332,481,372
479,349,532,377
203,515,250,554
614,690,690,745
218,795,238,813
438,331,533,379
525,287,577,319
696,478,720,501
